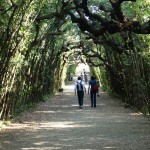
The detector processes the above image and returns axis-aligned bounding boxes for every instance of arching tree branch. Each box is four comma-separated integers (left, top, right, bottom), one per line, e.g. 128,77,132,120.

64,0,150,36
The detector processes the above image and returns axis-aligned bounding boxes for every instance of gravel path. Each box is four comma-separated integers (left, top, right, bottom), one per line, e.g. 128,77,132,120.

0,81,150,150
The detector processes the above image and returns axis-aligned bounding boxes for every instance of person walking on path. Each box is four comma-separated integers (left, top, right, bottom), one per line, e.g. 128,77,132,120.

74,76,86,108
88,76,99,108
80,73,83,81
84,72,88,83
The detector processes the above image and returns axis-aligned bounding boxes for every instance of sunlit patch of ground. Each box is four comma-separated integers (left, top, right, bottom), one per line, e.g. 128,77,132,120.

0,71,150,150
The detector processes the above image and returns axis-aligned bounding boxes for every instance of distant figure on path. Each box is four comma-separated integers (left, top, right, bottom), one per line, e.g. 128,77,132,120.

70,73,73,81
80,73,83,81
84,72,88,83
74,76,86,108
88,76,99,108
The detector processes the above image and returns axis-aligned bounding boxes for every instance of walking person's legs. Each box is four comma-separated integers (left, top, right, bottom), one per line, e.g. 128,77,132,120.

77,92,83,108
93,91,97,107
90,91,94,107
80,92,84,108
77,92,81,107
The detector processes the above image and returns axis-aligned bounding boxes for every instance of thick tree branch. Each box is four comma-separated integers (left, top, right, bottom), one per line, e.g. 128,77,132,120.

36,13,64,21
65,0,150,36
30,32,62,47
109,0,136,22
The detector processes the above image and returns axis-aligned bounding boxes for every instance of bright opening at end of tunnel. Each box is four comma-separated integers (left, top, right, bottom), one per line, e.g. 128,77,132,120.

63,63,90,93
75,63,90,76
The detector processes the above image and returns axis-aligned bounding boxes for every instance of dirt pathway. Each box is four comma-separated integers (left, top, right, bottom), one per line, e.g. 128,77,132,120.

0,81,150,150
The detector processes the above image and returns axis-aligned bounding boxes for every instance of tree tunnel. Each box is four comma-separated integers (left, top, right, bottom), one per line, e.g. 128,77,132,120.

0,0,150,120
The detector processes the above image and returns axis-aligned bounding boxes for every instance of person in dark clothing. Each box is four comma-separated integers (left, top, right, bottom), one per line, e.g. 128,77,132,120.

84,72,88,83
74,76,86,108
88,76,98,108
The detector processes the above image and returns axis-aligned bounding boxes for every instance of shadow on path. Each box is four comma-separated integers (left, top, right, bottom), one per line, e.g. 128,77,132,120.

0,81,150,150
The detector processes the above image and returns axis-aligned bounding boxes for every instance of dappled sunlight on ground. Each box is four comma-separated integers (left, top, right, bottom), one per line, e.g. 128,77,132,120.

0,75,150,150
37,121,94,129
63,84,74,93
130,112,143,116
103,147,117,149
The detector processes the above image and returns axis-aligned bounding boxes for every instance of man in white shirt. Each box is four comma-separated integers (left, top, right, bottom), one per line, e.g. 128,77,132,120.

74,76,86,108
